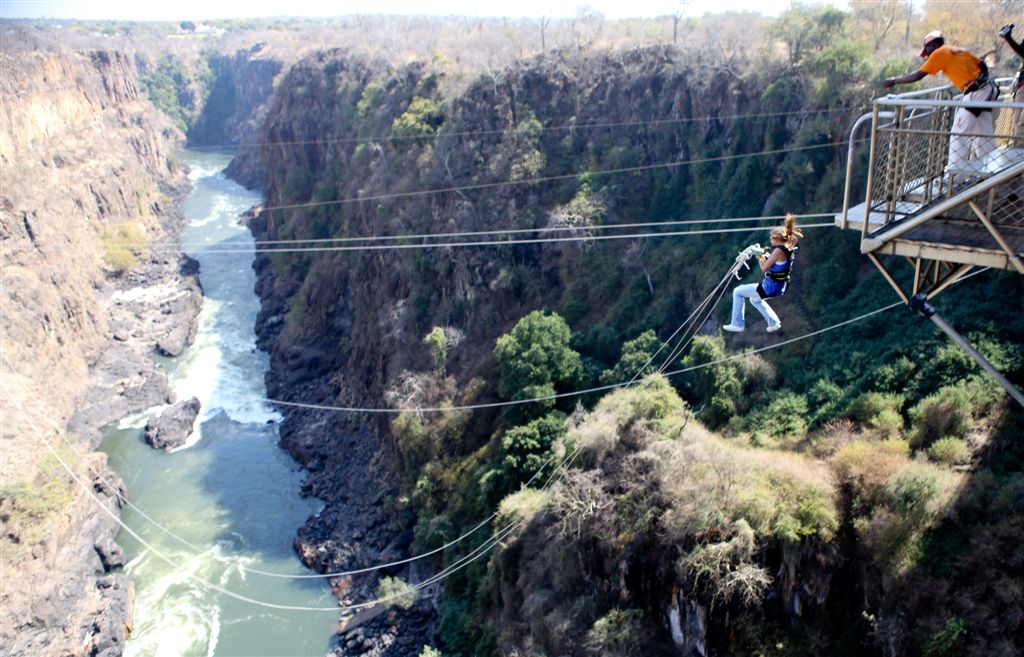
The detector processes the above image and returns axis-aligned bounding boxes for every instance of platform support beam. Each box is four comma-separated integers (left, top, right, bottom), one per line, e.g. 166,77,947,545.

910,295,1024,408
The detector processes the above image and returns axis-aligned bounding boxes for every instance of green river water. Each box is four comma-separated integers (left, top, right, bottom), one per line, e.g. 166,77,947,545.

100,150,338,657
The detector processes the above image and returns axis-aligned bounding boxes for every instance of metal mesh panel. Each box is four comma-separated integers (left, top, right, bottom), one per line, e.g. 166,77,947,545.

868,85,1024,232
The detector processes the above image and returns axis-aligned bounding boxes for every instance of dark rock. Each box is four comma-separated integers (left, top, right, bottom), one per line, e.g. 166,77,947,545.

94,538,126,572
144,397,201,450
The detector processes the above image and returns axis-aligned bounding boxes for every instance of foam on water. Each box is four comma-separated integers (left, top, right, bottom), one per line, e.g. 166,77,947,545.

107,150,335,657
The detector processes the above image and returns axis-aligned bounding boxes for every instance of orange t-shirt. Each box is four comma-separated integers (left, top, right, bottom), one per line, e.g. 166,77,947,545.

919,44,982,91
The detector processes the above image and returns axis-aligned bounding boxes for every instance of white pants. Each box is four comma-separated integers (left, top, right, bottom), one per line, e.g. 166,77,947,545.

947,85,997,175
730,283,781,329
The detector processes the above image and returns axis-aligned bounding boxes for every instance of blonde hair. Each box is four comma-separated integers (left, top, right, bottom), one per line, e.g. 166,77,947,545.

771,213,803,247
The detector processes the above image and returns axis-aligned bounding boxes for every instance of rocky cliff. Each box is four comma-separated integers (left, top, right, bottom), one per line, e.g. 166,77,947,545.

238,46,875,656
243,42,1024,656
190,43,282,154
0,48,193,656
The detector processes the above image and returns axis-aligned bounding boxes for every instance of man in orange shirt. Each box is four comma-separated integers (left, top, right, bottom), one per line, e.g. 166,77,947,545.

884,31,998,177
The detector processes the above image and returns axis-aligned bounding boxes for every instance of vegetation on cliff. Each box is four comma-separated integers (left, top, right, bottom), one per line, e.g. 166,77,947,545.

246,2,1024,651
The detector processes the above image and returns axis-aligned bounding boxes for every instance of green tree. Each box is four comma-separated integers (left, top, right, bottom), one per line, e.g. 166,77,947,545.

392,96,444,142
501,412,566,487
683,335,741,427
424,327,448,372
494,310,582,404
599,329,662,386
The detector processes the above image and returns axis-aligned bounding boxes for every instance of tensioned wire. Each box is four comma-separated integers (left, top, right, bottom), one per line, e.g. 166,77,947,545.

191,105,856,151
145,213,836,251
149,222,836,255
258,140,857,212
24,255,741,577
2,375,588,613
4,299,920,612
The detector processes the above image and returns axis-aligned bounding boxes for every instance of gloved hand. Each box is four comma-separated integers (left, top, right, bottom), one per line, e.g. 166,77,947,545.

1000,23,1014,39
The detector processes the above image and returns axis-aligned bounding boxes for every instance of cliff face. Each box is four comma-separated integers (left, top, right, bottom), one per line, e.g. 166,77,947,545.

190,44,283,149
242,47,864,655
0,49,188,656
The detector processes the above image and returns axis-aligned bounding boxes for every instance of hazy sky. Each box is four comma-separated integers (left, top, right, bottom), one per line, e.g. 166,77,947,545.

0,0,846,21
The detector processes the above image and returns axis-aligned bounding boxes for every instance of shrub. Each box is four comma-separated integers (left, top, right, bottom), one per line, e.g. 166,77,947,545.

101,222,147,272
585,609,646,657
846,392,904,437
928,437,972,467
683,335,742,427
832,439,910,502
501,412,566,487
598,330,661,386
758,392,809,439
497,488,551,527
424,327,448,372
924,615,967,656
392,96,444,142
418,647,443,657
887,464,940,517
377,576,417,609
909,385,972,448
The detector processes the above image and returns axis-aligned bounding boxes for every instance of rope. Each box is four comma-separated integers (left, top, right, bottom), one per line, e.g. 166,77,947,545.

193,106,856,151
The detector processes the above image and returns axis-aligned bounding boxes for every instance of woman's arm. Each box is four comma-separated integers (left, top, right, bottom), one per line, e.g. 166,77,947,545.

1001,24,1024,59
758,248,786,272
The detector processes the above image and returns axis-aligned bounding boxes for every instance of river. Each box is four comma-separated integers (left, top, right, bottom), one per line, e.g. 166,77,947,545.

101,150,338,657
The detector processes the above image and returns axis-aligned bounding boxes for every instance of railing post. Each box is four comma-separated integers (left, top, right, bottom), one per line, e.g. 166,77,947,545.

861,104,881,241
883,105,904,227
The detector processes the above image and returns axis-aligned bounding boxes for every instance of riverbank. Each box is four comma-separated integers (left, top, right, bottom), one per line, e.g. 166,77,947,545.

99,150,336,656
3,176,198,657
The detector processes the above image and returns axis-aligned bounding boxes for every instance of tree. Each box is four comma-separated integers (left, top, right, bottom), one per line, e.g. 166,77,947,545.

424,327,448,372
179,20,196,33
672,1,691,45
682,335,742,427
770,4,847,66
494,310,582,403
539,14,551,53
501,412,566,486
599,329,662,385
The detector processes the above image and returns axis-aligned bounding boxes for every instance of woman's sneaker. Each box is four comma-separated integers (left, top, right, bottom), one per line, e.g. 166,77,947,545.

767,323,782,333
722,324,744,332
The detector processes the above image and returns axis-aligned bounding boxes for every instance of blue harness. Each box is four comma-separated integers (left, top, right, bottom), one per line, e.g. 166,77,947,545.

756,245,795,299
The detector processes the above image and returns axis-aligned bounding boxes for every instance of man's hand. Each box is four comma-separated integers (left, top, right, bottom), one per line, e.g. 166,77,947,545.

883,78,897,89
1000,23,1014,39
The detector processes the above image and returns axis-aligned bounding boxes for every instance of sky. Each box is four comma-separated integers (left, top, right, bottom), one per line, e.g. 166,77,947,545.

0,0,847,21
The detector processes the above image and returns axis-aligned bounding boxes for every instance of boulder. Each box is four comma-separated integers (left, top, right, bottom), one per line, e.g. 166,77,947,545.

144,397,201,450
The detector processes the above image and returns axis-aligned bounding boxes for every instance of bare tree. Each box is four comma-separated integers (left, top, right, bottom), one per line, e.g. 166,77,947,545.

673,1,691,45
539,14,551,54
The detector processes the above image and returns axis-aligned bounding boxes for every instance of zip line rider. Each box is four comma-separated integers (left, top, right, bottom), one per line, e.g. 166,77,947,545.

723,213,802,334
883,31,998,178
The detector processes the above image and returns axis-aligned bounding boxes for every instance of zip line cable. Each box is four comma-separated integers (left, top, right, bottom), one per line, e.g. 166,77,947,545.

144,213,836,251
192,105,856,151
5,282,988,608
149,222,837,255
256,300,915,415
0,377,585,613
259,140,857,212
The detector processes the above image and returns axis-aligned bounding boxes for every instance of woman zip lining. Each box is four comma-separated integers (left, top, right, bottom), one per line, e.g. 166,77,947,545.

723,213,803,333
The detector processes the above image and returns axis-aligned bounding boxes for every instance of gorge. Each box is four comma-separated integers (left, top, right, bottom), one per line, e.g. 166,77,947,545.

2,7,1023,657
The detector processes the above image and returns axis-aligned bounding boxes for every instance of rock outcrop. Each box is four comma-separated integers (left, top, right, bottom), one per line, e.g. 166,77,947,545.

0,46,191,656
144,397,201,450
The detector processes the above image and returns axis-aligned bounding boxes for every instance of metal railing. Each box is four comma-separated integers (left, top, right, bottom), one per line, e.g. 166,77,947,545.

841,79,1024,239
